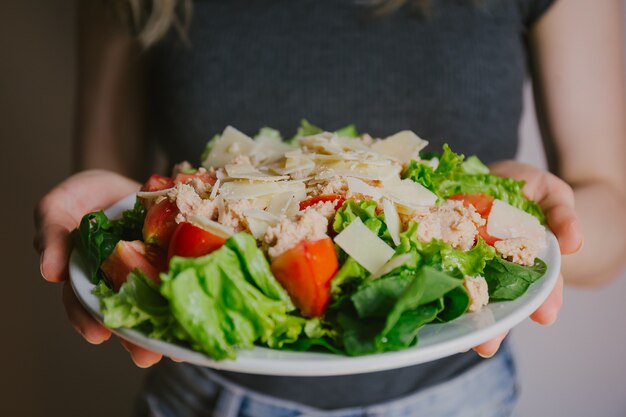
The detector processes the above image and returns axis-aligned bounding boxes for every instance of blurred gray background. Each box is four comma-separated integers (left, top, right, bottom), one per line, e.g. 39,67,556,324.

1,1,625,416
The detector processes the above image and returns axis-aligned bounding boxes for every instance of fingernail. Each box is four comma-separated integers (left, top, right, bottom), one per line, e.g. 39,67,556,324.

576,238,584,253
39,251,47,280
477,351,496,359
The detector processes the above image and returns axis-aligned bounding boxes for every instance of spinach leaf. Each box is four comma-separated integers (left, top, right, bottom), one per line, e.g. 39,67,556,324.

483,257,548,301
72,199,146,284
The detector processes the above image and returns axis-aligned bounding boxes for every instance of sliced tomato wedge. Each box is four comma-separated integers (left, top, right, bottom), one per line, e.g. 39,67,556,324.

143,199,178,248
140,174,175,209
299,194,345,211
448,193,500,245
174,170,216,186
168,222,226,260
101,240,160,291
270,238,339,317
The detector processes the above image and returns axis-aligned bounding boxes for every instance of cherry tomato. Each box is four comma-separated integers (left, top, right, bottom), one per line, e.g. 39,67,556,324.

101,240,160,291
140,174,175,209
168,222,226,260
270,238,338,317
299,194,345,211
143,199,178,248
174,171,216,186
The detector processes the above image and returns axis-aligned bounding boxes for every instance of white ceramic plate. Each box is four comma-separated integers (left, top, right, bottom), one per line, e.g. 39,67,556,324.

70,194,561,376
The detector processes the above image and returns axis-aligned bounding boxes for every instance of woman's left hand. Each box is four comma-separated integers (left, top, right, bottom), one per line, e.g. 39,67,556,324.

471,160,583,358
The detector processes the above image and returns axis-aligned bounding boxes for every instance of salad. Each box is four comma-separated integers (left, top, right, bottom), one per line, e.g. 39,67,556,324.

73,121,548,360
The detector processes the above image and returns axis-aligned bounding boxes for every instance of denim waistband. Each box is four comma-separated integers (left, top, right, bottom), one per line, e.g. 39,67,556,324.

137,344,518,417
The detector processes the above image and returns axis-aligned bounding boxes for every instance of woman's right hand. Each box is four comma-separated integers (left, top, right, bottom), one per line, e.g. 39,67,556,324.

34,169,163,367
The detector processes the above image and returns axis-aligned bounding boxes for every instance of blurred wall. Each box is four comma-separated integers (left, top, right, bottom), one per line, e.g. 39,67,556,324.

1,2,624,417
0,2,144,417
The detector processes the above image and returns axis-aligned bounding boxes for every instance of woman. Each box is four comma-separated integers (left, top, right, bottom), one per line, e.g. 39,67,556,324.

35,0,626,416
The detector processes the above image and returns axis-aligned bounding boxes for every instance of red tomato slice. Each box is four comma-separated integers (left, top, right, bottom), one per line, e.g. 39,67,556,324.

448,193,500,245
101,240,160,291
140,174,175,209
168,222,226,260
143,199,178,248
448,193,494,217
270,238,338,317
174,171,216,186
299,195,345,211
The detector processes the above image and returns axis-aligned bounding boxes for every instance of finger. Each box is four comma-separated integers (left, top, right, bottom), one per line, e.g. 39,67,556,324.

539,184,583,255
169,357,184,363
530,273,564,325
37,223,73,283
119,338,163,368
473,331,508,358
62,282,112,344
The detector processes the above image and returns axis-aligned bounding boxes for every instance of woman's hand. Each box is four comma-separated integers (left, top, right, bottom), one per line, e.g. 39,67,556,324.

34,170,163,367
471,161,583,358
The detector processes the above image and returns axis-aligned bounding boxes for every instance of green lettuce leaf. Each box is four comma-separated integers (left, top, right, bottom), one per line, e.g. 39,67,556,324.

95,270,184,340
397,223,494,277
291,120,360,142
159,240,318,360
404,145,545,222
225,233,294,308
333,199,390,241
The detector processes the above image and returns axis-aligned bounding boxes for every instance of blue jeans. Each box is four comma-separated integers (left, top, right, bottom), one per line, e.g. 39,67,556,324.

136,345,518,417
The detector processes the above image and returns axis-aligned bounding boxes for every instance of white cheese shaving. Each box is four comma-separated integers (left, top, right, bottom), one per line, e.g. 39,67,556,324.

267,191,297,217
334,218,395,273
487,199,547,246
203,126,256,169
209,179,221,200
368,253,414,281
346,177,383,200
246,217,272,239
189,214,234,239
384,179,438,209
137,188,174,198
218,180,306,200
225,163,289,181
243,208,280,225
370,130,428,165
382,199,401,246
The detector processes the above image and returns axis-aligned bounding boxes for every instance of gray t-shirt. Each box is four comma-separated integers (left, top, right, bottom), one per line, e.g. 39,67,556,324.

146,0,554,409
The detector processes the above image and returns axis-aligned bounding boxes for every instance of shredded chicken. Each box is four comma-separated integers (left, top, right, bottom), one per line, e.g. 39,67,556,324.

219,199,255,233
168,183,217,224
264,203,332,258
412,200,485,251
312,175,348,196
464,275,489,312
494,237,539,266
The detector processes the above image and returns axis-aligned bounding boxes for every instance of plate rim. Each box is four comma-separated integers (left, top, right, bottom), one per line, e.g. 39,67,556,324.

69,193,561,376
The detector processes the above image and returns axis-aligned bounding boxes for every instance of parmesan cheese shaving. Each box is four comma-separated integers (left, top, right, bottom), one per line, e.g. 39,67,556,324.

137,188,174,198
369,253,414,281
384,179,438,208
219,180,306,200
382,199,401,246
203,126,256,168
334,218,395,273
209,179,221,200
225,163,290,181
189,214,234,239
370,130,428,165
346,177,383,200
